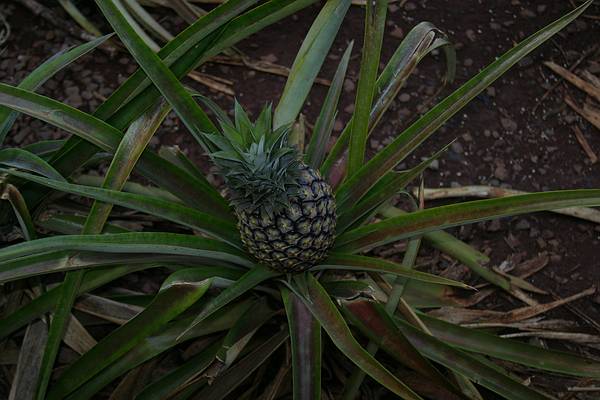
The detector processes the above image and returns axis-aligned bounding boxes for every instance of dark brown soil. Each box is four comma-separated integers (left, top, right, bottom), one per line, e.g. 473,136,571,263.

1,0,599,398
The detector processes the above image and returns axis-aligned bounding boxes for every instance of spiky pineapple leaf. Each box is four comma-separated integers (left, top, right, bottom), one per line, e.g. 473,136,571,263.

343,299,552,400
335,189,600,252
282,286,322,400
0,232,249,269
0,148,67,182
335,0,593,207
315,254,471,288
347,0,387,177
5,169,241,247
0,83,231,217
292,273,423,400
0,34,112,144
305,41,353,170
418,313,600,378
321,21,454,177
273,0,351,128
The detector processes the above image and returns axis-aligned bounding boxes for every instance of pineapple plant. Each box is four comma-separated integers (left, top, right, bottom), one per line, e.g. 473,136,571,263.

0,0,599,399
205,104,336,272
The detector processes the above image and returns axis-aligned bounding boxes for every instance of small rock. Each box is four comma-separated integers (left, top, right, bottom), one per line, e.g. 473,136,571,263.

515,219,531,230
520,8,536,18
398,93,411,103
333,119,344,131
343,78,355,93
487,220,502,232
500,117,517,132
390,25,404,39
494,163,510,181
427,159,439,170
450,142,464,154
537,5,547,13
486,87,496,97
490,22,502,30
343,103,355,114
465,29,476,42
463,58,473,67
404,2,417,11
261,53,278,63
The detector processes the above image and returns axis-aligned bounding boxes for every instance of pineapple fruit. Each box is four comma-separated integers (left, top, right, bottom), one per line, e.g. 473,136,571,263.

205,103,336,272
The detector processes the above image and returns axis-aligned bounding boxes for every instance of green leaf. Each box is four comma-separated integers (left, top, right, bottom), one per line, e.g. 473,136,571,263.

37,214,130,235
337,144,450,232
46,275,214,399
305,41,353,170
419,313,600,378
6,169,241,247
0,83,230,217
344,299,552,400
1,184,36,241
134,339,222,400
0,148,66,182
347,0,387,177
335,1,592,207
315,253,470,288
379,206,509,290
194,330,289,400
0,264,155,341
0,34,112,144
340,300,461,399
84,99,171,233
68,300,251,399
96,0,218,152
45,0,317,205
0,251,196,284
336,189,600,252
321,22,453,177
273,0,351,128
282,286,321,400
58,0,103,37
293,273,422,400
177,264,280,340
0,232,249,269
37,100,177,400
122,0,175,43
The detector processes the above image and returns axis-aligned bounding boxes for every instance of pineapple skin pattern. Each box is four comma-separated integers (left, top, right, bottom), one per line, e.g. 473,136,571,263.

236,164,336,272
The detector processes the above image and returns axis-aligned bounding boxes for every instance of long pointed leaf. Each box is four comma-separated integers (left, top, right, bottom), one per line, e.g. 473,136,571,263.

6,169,241,247
273,0,351,128
336,189,600,252
335,1,592,207
47,275,214,399
294,273,422,400
0,232,249,267
67,300,251,399
305,41,352,170
321,22,453,176
0,148,66,182
0,34,112,143
315,253,470,288
177,264,279,340
0,83,230,217
346,0,387,176
344,299,552,400
282,287,321,400
419,313,600,378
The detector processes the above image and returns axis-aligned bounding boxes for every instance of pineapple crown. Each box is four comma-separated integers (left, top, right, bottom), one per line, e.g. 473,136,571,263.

204,101,301,214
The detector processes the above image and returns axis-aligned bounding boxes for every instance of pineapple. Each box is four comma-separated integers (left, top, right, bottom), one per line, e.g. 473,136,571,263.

204,103,336,272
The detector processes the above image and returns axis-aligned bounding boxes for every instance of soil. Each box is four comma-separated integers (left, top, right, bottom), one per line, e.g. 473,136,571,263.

1,0,599,398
